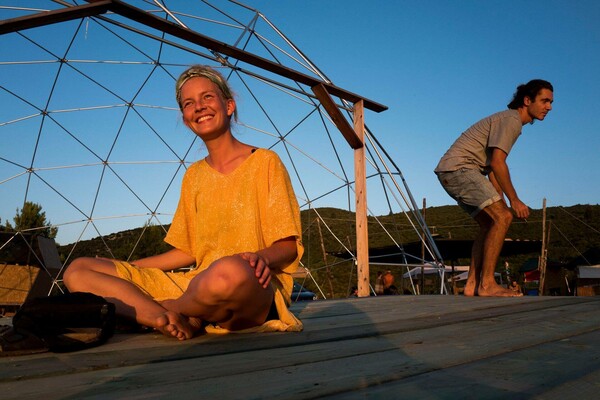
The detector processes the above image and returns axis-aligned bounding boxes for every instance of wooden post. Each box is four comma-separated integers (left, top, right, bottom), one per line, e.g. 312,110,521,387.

316,218,335,299
420,198,426,295
539,198,548,295
354,100,369,297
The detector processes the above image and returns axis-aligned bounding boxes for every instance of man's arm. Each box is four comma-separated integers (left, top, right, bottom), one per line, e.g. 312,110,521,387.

488,170,504,197
489,147,530,219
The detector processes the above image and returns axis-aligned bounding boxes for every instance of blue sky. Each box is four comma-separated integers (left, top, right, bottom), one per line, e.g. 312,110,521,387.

1,0,599,245
251,0,600,209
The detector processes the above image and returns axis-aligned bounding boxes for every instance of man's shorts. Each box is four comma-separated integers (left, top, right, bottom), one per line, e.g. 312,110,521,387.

436,168,502,217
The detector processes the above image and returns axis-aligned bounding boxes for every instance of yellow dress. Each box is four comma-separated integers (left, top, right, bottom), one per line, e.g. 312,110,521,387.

115,149,304,332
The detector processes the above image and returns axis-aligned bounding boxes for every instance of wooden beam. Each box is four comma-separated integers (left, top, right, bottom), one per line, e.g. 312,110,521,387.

353,100,369,297
0,1,112,34
312,83,363,149
103,0,387,113
0,0,387,113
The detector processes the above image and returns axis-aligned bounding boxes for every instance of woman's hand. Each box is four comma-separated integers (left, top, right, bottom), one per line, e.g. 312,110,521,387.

238,252,272,289
237,238,297,289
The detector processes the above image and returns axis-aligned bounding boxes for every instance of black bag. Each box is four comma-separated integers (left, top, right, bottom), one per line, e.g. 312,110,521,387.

11,292,116,353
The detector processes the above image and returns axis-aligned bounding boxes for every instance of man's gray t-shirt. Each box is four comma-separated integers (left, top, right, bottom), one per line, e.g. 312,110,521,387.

435,109,522,174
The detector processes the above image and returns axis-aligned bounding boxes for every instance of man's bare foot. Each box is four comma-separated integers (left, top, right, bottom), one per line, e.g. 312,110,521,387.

477,284,523,297
463,277,479,296
154,311,202,340
463,281,477,297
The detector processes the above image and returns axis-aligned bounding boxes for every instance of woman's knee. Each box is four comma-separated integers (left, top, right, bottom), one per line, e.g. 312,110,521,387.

63,257,90,284
63,257,113,287
188,256,255,301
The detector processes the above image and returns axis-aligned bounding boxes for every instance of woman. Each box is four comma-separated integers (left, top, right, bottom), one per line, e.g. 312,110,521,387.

63,65,304,340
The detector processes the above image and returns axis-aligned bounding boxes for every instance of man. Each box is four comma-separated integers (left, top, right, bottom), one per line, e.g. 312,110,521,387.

435,79,553,297
382,270,396,295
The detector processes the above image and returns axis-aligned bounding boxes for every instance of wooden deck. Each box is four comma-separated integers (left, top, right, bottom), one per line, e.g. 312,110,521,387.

2,295,600,399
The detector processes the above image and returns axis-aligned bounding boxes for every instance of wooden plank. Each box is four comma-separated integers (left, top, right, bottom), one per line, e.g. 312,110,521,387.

331,330,600,399
1,297,598,399
0,296,593,374
1,297,597,380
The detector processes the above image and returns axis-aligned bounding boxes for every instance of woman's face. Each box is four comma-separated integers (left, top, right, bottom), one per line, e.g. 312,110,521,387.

179,76,235,140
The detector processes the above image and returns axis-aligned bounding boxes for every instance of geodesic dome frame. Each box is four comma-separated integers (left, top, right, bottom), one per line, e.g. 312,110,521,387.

1,0,446,297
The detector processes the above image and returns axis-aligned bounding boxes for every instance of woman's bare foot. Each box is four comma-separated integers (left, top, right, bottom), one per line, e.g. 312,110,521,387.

154,311,202,340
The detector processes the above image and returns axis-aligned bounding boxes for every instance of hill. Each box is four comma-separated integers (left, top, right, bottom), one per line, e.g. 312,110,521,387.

58,204,600,298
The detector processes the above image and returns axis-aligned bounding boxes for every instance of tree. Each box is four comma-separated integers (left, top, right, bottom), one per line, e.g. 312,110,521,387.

132,223,172,259
8,201,58,239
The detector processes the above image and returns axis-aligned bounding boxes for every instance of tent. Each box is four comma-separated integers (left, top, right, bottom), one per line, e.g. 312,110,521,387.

577,265,600,279
576,265,600,296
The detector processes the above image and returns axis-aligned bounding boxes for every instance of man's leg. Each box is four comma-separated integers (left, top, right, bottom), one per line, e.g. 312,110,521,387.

475,201,522,297
63,257,197,340
162,255,274,331
464,226,486,296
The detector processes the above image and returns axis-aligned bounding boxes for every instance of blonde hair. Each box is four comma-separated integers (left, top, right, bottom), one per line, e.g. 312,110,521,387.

175,65,237,121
